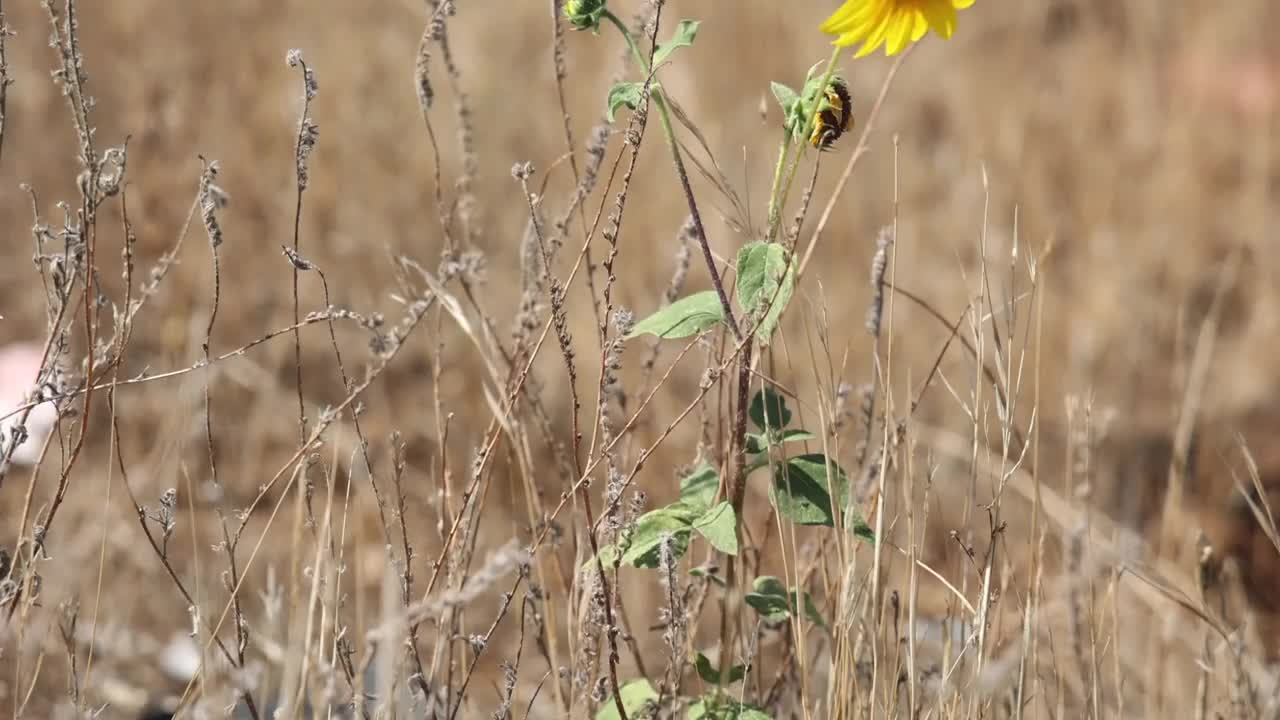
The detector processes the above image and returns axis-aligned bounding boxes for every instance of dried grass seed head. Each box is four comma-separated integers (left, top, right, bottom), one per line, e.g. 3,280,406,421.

198,160,227,248
865,226,893,336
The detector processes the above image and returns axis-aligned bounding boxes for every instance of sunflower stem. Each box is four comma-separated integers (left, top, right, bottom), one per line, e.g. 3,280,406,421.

601,8,740,340
764,135,794,243
767,46,841,242
602,9,649,78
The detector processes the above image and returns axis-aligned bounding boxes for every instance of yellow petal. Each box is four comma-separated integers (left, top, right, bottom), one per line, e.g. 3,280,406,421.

820,0,856,33
823,0,887,38
886,11,920,55
920,0,958,39
853,10,895,57
832,30,861,48
910,10,930,41
829,0,973,57
821,0,879,34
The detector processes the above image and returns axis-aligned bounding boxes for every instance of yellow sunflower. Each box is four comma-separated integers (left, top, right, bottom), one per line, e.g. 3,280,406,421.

821,0,974,58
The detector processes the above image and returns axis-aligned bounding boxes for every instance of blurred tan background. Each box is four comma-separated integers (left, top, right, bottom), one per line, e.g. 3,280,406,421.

5,0,1277,416
1,0,1279,714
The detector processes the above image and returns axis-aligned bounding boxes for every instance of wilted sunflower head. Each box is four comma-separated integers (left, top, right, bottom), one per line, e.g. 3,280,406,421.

809,78,853,150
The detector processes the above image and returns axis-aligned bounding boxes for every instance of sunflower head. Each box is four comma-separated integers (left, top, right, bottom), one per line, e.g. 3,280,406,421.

780,68,853,150
564,0,608,32
822,0,975,58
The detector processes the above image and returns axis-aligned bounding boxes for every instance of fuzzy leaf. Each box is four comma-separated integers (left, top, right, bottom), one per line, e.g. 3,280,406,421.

661,500,708,523
689,698,772,720
596,679,658,720
735,242,795,345
748,386,792,430
621,506,697,568
744,576,791,622
688,565,725,586
745,429,817,454
606,81,646,123
800,589,829,630
744,576,828,630
680,462,720,510
584,501,704,572
653,20,700,67
628,290,725,340
770,454,848,527
692,501,738,555
777,429,816,443
583,543,619,572
693,652,747,685
771,81,800,115
846,507,876,544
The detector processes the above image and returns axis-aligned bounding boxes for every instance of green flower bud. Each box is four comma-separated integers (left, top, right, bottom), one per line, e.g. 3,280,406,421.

564,0,607,31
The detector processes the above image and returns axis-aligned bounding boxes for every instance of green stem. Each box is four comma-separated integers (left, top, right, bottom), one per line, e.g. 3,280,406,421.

600,8,740,339
601,10,685,188
603,9,650,74
764,136,793,243
767,46,841,242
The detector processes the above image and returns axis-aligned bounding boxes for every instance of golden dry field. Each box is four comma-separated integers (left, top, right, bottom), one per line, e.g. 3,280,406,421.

0,1,1278,718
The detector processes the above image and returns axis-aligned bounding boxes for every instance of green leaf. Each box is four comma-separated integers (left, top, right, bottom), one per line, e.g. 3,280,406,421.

688,697,772,720
693,653,718,684
628,290,725,340
621,507,696,568
597,679,658,720
662,500,708,523
653,19,700,67
585,543,620,572
847,509,876,544
688,565,725,586
771,81,800,115
584,500,708,571
746,428,817,454
748,387,792,431
744,576,791,623
606,81,646,123
693,652,747,685
778,429,815,443
692,501,738,555
800,590,829,630
734,242,796,344
744,454,771,477
680,462,720,510
770,454,848,527
744,576,828,630
801,61,830,98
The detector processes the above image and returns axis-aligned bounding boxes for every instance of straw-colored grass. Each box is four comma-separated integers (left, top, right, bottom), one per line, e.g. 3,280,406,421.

0,1,1276,717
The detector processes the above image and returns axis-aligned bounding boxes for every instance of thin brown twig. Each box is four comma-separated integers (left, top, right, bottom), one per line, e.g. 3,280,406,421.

287,51,318,443
0,314,347,425
0,0,11,167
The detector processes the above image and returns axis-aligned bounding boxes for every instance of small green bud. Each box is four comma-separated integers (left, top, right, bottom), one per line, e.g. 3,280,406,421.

564,0,607,31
